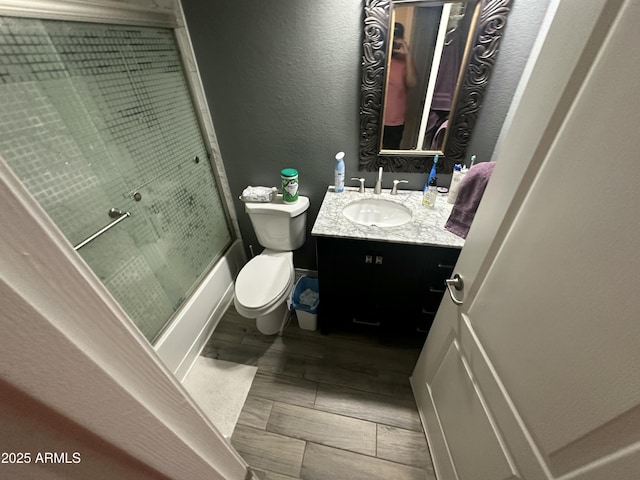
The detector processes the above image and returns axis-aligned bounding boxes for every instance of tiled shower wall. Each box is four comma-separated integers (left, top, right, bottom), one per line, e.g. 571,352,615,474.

0,16,232,341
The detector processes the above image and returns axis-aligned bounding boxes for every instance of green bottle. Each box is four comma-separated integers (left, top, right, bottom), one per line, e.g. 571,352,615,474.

281,168,299,204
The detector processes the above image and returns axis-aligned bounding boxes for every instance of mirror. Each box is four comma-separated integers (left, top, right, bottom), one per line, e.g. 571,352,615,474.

359,0,512,173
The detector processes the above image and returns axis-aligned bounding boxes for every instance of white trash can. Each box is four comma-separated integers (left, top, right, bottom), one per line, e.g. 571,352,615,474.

291,276,319,331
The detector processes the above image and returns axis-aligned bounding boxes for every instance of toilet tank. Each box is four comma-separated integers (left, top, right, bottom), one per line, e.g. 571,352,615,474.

245,196,310,251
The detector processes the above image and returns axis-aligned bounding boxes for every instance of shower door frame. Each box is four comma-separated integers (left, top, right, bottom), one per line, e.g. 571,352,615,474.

0,0,245,376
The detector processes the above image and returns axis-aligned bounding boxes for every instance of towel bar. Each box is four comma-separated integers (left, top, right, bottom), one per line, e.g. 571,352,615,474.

74,208,131,251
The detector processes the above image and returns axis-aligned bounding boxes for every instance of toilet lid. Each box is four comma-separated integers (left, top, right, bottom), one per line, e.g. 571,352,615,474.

235,254,291,309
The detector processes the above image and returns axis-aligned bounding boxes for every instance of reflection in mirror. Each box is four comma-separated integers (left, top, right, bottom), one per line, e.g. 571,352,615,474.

360,0,513,173
382,3,469,153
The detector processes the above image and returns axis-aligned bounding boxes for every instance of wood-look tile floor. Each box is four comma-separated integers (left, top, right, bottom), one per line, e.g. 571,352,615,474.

201,303,437,480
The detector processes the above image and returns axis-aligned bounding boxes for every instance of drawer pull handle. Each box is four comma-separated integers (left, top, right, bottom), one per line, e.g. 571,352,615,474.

375,256,383,265
429,287,445,293
438,263,455,269
416,327,430,333
421,308,437,315
352,318,381,326
365,255,373,264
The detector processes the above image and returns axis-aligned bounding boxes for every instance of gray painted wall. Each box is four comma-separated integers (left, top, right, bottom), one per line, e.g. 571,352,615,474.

182,0,551,270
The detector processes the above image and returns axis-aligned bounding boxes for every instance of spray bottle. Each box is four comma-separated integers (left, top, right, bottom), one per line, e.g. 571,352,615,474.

334,151,345,192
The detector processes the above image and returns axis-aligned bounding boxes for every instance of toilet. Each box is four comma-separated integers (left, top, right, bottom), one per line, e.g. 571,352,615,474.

234,195,310,335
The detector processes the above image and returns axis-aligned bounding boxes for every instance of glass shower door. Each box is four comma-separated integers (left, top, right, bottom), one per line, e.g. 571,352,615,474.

0,16,232,342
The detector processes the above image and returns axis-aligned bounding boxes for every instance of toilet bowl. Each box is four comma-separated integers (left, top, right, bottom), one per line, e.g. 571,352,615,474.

234,250,295,335
233,194,309,334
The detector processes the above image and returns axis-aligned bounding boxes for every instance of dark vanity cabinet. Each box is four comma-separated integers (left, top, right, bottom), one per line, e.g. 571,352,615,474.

316,236,460,337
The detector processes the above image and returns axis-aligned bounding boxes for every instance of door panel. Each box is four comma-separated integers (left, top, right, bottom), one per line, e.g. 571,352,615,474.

430,337,518,480
412,1,640,479
457,315,549,479
471,180,640,477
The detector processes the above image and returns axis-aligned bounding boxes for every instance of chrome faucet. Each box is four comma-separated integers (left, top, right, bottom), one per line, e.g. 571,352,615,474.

390,179,408,195
374,167,383,194
351,177,366,193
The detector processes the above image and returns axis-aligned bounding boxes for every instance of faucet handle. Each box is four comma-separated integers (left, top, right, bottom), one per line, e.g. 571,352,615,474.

391,179,409,195
351,177,366,193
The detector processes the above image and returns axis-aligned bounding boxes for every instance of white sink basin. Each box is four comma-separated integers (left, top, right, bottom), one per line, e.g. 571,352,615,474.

342,198,412,227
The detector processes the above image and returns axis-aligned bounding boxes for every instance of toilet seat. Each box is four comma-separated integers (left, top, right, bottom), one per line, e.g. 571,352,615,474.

234,252,294,316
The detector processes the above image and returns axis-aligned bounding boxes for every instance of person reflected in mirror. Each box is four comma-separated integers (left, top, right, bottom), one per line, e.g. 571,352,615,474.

383,22,417,150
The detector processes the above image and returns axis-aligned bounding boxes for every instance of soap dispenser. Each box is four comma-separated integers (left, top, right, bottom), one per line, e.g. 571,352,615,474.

422,176,438,208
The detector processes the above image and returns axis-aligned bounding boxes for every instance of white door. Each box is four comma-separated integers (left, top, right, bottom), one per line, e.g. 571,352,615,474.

411,1,640,479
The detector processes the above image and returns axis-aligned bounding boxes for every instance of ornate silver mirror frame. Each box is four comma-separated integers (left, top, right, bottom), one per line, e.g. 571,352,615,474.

359,0,512,173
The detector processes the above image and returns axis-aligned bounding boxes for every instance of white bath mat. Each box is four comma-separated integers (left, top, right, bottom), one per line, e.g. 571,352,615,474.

182,357,258,438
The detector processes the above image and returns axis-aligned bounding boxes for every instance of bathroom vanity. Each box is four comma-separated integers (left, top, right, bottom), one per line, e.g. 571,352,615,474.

311,187,464,338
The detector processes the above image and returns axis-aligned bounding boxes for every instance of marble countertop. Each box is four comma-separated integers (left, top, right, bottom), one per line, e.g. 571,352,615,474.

311,186,465,248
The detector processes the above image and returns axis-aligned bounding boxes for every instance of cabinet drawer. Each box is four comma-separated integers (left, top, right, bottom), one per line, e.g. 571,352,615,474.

415,280,449,336
321,307,383,335
423,247,460,279
420,285,447,313
416,311,435,334
424,247,460,269
416,288,445,335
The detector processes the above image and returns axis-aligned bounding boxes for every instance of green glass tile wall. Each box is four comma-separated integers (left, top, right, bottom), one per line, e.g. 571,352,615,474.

0,16,232,342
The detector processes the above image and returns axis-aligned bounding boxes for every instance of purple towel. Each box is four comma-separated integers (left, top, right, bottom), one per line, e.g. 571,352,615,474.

445,162,496,239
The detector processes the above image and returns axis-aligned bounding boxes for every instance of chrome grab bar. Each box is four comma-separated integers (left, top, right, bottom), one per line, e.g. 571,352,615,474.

74,208,131,251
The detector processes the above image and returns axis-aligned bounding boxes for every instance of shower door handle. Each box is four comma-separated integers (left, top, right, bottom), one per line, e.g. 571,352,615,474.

74,208,131,251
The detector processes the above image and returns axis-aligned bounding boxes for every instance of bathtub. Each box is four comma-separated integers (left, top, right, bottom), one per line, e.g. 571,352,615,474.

153,239,246,381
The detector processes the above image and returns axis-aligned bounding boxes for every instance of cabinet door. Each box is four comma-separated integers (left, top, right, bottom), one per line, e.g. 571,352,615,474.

316,237,377,332
372,241,428,333
316,237,430,335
